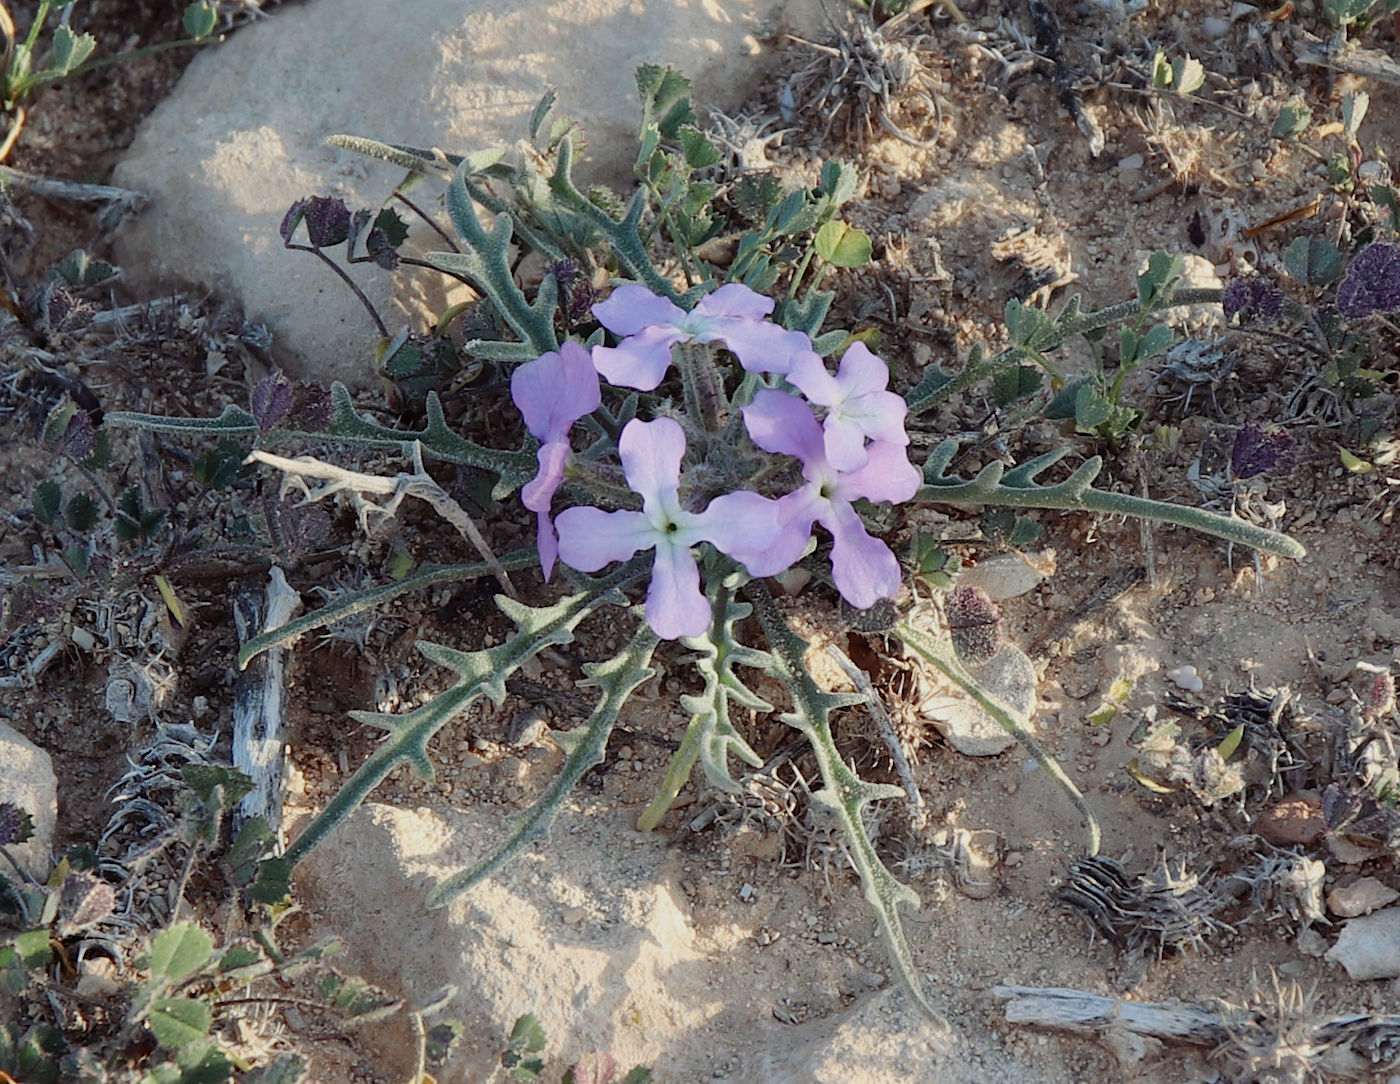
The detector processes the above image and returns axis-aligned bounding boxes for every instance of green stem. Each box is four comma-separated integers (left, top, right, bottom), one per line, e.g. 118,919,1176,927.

636,719,703,832
895,619,1101,856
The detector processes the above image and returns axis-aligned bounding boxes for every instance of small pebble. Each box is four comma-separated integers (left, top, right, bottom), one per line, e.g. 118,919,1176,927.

1117,153,1144,171
1256,796,1325,846
1166,664,1204,693
560,906,588,926
1328,877,1400,919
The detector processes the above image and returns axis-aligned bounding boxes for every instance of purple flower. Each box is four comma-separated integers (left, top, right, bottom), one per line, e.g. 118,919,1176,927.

555,418,782,640
591,283,814,390
738,390,920,609
786,342,909,471
1337,242,1400,319
510,341,602,580
1222,277,1284,325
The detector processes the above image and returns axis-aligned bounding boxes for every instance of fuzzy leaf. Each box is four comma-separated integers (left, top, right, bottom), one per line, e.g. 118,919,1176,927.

149,998,213,1049
148,923,215,983
32,480,60,526
1272,98,1313,140
1284,236,1343,286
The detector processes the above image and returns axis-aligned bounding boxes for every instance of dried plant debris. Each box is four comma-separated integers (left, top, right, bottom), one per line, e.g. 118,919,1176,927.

1156,685,1312,802
1223,850,1326,928
995,974,1400,1082
781,7,943,149
1057,854,1231,960
1130,718,1247,808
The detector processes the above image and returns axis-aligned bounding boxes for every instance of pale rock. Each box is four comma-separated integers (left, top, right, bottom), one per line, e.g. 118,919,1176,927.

1326,906,1400,980
955,550,1056,602
113,0,817,387
1328,877,1400,920
1165,664,1204,693
0,721,57,879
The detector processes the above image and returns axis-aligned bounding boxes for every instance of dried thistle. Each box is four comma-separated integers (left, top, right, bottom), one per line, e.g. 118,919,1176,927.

782,8,942,149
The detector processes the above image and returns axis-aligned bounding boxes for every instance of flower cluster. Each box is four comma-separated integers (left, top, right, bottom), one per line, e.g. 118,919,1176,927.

508,283,919,639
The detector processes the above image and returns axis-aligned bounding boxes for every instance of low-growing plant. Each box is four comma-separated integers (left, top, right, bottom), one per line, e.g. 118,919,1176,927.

105,66,1305,1032
497,1013,651,1084
0,1,219,161
0,766,457,1083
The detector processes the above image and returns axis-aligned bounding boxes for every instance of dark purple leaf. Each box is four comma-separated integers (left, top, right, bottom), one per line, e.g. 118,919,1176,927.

302,196,352,249
279,199,308,244
1229,423,1297,481
250,372,293,431
366,228,400,270
1337,241,1400,319
1222,277,1284,324
268,495,330,557
63,409,96,460
946,585,1003,665
0,801,34,846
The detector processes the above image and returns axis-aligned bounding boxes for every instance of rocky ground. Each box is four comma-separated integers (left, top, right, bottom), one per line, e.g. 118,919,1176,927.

2,1,1400,1082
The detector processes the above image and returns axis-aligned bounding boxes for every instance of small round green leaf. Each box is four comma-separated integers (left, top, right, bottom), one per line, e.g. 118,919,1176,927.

814,220,872,268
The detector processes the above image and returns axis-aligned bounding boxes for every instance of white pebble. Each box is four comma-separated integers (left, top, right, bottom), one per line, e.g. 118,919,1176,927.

1166,665,1204,693
1117,153,1144,172
1202,16,1230,37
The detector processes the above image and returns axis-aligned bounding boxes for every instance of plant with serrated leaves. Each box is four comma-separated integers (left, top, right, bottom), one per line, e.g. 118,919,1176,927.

496,1013,651,1084
0,1,219,162
105,65,1304,1033
0,773,459,1083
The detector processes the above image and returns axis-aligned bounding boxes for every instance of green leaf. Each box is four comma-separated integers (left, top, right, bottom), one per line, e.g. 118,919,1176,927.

14,928,53,969
816,160,861,209
182,2,219,39
1283,235,1343,286
1342,90,1370,136
1135,251,1183,308
314,970,402,1021
245,857,292,906
992,364,1042,406
1074,383,1112,429
509,1013,547,1054
148,923,215,984
216,943,263,974
620,1071,654,1084
150,998,213,1049
52,249,119,287
635,64,694,138
1217,723,1246,761
1272,98,1313,140
49,27,97,76
1324,0,1376,26
181,765,254,811
1137,322,1175,361
1150,50,1172,89
814,220,872,268
678,126,718,169
1172,55,1205,95
63,493,98,532
32,480,61,526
